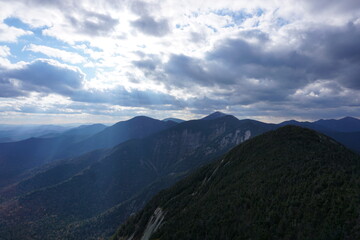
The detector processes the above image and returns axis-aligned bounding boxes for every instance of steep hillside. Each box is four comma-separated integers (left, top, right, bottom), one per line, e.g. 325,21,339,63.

0,136,79,187
113,126,360,240
0,115,273,239
0,149,108,203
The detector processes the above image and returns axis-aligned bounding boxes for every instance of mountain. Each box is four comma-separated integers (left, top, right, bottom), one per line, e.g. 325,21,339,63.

0,136,80,187
278,119,330,132
201,111,230,120
322,130,360,154
279,119,360,153
2,114,360,239
314,116,360,132
0,124,69,143
60,123,107,138
112,126,360,240
0,117,176,188
0,115,274,239
63,116,178,157
2,115,358,190
39,123,107,139
162,118,185,123
0,124,105,187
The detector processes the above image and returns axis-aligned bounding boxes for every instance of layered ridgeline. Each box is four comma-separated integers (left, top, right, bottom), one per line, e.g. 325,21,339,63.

0,116,175,187
279,116,360,153
0,114,273,239
1,114,359,189
113,126,360,240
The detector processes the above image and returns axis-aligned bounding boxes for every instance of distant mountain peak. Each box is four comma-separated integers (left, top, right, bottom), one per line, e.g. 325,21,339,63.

201,111,230,120
314,116,360,132
341,116,358,121
129,115,156,121
162,118,185,123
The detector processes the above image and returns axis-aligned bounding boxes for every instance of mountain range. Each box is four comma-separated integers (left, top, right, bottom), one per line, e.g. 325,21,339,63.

0,114,274,239
0,124,71,143
0,117,175,187
0,112,359,239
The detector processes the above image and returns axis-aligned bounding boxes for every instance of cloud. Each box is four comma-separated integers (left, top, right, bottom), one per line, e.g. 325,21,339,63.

164,54,210,86
0,45,10,56
1,59,84,96
73,85,181,109
130,0,170,37
0,57,182,110
161,35,309,97
291,80,360,108
131,19,360,118
131,15,170,37
0,22,32,42
130,0,155,16
298,22,360,89
1,0,360,122
132,59,159,70
66,11,119,36
0,78,27,97
24,44,85,64
304,0,360,15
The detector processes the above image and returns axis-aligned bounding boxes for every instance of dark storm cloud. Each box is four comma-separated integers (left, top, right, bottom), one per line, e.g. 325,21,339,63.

18,0,125,10
130,0,154,16
299,22,360,89
131,15,170,37
0,59,182,109
161,38,310,105
304,0,360,14
20,0,75,8
12,0,119,37
0,78,27,97
67,11,119,36
132,58,160,71
149,20,360,109
164,54,210,86
130,0,170,37
6,59,84,96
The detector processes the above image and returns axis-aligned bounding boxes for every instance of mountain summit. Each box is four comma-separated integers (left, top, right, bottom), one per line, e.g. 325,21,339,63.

113,125,360,240
201,111,231,120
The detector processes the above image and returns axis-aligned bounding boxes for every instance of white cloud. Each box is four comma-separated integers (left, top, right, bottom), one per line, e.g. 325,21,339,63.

0,45,10,56
0,23,32,42
24,44,86,64
0,0,360,123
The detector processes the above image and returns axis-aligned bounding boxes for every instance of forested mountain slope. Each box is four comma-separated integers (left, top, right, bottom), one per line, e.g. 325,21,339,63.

113,126,360,240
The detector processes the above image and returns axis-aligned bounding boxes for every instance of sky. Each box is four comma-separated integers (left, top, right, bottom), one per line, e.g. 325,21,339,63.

0,0,360,124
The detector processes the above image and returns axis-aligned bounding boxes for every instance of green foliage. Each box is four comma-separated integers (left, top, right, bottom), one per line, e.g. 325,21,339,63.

113,126,360,240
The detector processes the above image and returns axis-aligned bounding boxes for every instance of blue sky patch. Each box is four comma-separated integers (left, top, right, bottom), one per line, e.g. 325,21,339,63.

213,8,257,25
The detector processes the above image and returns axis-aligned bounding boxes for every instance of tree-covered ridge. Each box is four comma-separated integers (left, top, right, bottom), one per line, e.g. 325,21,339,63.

113,125,360,240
